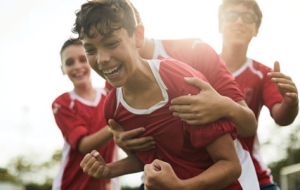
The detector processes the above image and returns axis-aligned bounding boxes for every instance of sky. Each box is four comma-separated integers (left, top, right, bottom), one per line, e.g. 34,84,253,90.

0,0,300,187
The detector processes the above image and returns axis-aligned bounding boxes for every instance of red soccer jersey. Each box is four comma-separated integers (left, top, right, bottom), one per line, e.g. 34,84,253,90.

105,59,242,189
52,88,116,190
232,58,283,186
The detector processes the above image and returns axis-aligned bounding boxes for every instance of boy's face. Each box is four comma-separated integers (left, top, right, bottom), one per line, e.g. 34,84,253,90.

61,45,91,88
82,25,144,88
219,4,258,47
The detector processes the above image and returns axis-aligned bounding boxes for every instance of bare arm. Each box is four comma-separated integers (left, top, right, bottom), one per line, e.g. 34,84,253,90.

144,134,241,190
169,77,257,137
80,150,144,179
268,61,299,125
78,126,113,154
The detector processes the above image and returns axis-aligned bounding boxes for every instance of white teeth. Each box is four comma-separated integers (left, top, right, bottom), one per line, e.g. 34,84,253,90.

102,66,119,75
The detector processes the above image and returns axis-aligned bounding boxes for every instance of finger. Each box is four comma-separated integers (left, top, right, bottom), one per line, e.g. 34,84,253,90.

90,150,107,164
108,119,124,132
273,61,280,72
120,127,147,139
152,159,168,170
82,155,98,173
271,76,293,83
124,137,156,151
80,153,93,168
152,162,161,171
170,95,194,105
285,92,298,101
169,104,193,113
184,77,209,90
172,111,199,120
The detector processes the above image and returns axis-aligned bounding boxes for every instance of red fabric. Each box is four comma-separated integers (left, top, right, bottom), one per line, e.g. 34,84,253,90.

233,59,283,185
104,59,241,189
52,88,115,190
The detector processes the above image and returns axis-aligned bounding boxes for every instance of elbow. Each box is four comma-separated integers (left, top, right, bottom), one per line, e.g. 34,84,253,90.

234,163,242,181
274,114,298,126
238,122,257,137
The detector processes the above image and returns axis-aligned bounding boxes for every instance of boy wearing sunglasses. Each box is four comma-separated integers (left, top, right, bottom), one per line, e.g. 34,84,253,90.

218,0,299,189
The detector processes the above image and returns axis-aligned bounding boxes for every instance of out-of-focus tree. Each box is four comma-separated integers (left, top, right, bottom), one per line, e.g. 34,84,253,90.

5,150,62,189
266,123,300,187
0,168,25,190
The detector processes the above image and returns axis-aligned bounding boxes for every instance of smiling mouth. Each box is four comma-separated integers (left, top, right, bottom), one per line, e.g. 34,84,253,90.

102,65,122,77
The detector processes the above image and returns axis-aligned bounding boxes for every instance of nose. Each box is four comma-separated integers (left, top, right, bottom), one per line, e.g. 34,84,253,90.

96,49,110,69
235,15,244,24
74,59,82,69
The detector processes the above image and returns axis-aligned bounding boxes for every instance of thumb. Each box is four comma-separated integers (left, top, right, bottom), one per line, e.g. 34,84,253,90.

273,61,280,72
92,150,106,163
108,119,124,132
184,77,209,91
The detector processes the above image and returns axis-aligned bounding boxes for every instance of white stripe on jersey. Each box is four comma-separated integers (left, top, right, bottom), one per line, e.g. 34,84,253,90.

234,139,260,190
51,140,71,190
232,58,263,79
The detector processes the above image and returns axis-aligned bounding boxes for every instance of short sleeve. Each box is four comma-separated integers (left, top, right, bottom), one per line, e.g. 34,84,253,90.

52,96,89,150
188,119,238,148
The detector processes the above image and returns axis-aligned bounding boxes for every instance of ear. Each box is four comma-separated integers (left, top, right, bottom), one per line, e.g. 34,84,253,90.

60,65,66,75
134,24,145,48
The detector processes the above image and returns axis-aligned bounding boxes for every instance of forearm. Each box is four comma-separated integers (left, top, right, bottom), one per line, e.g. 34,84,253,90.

182,160,241,190
272,102,299,126
107,154,144,178
224,98,257,137
183,134,241,190
78,126,114,154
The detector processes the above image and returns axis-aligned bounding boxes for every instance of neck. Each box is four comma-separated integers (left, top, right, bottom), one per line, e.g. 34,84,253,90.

74,82,96,101
139,37,155,59
122,58,163,109
220,43,248,73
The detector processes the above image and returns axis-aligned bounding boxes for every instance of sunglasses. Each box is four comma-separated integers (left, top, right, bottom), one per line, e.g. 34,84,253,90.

222,11,258,24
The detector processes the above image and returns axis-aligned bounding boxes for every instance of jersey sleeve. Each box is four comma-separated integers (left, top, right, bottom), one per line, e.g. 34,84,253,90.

188,118,238,148
52,95,89,150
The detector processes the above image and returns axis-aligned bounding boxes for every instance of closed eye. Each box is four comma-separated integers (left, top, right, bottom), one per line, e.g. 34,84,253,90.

85,48,96,55
106,41,119,49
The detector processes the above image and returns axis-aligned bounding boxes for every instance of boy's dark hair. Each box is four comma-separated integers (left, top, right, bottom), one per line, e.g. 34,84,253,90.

72,0,137,40
60,39,83,59
218,0,263,29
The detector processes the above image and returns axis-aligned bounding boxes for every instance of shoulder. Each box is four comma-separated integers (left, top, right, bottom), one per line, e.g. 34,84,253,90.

162,38,211,52
159,59,207,80
154,59,206,96
103,87,117,121
52,92,71,106
251,59,273,73
52,92,73,115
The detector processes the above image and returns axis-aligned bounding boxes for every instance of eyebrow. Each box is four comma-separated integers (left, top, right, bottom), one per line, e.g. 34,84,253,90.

83,33,117,48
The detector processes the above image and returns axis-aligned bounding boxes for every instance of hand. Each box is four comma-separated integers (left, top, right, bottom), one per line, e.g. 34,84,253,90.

144,159,183,190
169,77,227,125
80,150,111,179
267,61,298,107
108,119,155,151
